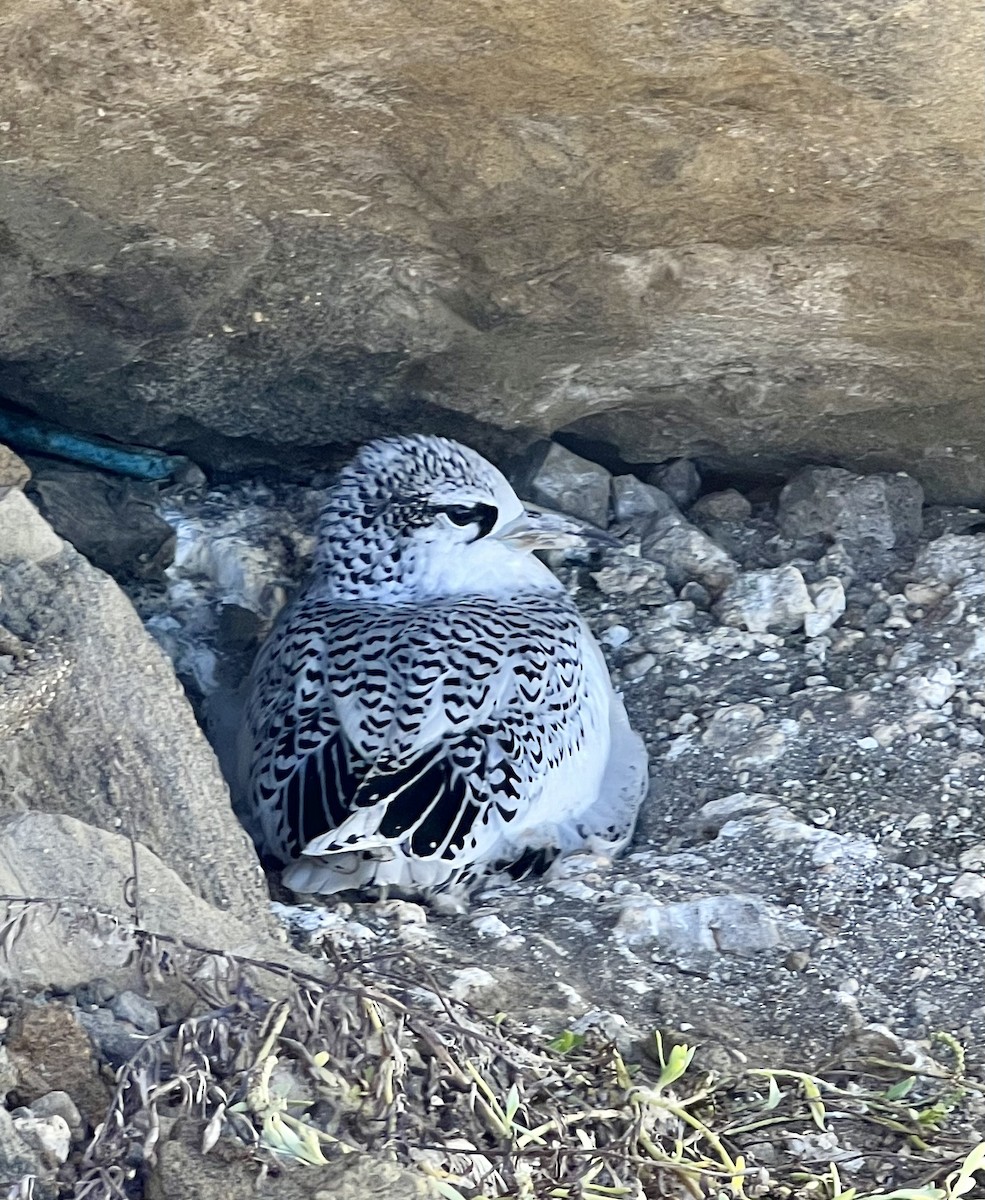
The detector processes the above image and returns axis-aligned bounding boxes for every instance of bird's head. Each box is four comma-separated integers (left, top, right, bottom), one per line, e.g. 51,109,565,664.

315,435,610,599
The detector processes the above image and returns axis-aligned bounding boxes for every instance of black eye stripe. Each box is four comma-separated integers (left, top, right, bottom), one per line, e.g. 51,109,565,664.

436,503,498,538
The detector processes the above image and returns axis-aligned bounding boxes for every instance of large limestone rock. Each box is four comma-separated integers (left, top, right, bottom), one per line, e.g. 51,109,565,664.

0,477,270,925
0,0,981,500
0,812,279,992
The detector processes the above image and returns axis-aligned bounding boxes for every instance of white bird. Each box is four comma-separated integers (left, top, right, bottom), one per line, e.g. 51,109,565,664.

243,435,648,899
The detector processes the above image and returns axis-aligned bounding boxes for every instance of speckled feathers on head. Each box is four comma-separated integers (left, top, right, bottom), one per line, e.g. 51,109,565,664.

317,436,513,550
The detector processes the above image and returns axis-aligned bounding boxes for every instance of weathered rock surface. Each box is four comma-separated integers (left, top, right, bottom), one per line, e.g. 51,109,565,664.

0,482,269,924
27,462,176,581
0,811,280,992
0,0,982,499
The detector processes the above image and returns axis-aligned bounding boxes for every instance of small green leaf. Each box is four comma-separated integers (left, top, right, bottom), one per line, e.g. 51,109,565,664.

548,1030,586,1054
504,1082,521,1126
764,1074,783,1111
884,1076,917,1101
657,1042,695,1091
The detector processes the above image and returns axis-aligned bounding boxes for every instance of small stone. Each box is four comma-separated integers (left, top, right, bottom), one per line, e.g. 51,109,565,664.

901,847,930,867
784,949,811,972
471,914,512,939
958,844,985,871
12,1113,71,1167
678,580,711,608
702,703,766,748
647,458,701,508
446,968,497,1001
623,653,657,680
729,729,787,770
611,475,678,523
27,1092,82,1136
689,488,752,522
714,565,815,634
905,582,949,606
950,873,985,900
77,1009,148,1066
907,666,957,709
526,443,611,527
600,624,631,648
616,892,811,953
640,515,739,593
109,990,160,1034
805,576,846,637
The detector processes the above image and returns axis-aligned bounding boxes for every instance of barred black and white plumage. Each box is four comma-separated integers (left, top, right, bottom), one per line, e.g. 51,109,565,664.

242,435,648,898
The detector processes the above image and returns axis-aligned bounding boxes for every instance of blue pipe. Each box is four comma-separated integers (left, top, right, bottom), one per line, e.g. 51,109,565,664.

0,410,194,482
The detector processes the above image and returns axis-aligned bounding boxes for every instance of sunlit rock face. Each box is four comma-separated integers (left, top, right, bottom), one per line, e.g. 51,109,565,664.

0,0,981,499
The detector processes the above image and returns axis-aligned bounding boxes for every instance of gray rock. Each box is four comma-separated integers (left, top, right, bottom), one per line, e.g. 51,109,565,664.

526,443,611,526
0,488,271,924
0,1047,18,1102
777,467,924,549
616,893,811,954
11,1113,71,1167
27,1092,83,1136
610,474,678,524
911,533,985,589
0,444,31,498
714,564,816,633
0,488,62,564
729,728,788,771
27,463,176,581
0,1107,53,1199
147,1116,440,1200
702,703,767,749
906,665,957,709
0,811,302,993
689,488,752,522
805,576,847,637
646,460,701,509
76,1009,147,1067
109,990,161,1034
640,515,739,593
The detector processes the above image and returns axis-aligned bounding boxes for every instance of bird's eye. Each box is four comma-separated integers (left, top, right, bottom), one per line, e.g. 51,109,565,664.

438,503,498,537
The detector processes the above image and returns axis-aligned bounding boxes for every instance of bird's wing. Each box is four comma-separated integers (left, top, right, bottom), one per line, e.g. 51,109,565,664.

246,592,593,872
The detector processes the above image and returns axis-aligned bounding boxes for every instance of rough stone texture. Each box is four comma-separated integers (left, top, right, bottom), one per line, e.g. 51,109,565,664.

610,474,677,524
0,445,30,497
646,459,702,510
714,564,816,633
0,1,982,500
640,514,739,593
4,1004,110,1127
0,487,270,923
777,466,925,549
0,811,282,992
525,442,612,526
27,462,176,581
689,489,753,523
0,1106,55,1200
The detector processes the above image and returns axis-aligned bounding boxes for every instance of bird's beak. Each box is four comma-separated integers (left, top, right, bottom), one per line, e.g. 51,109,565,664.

494,505,619,552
